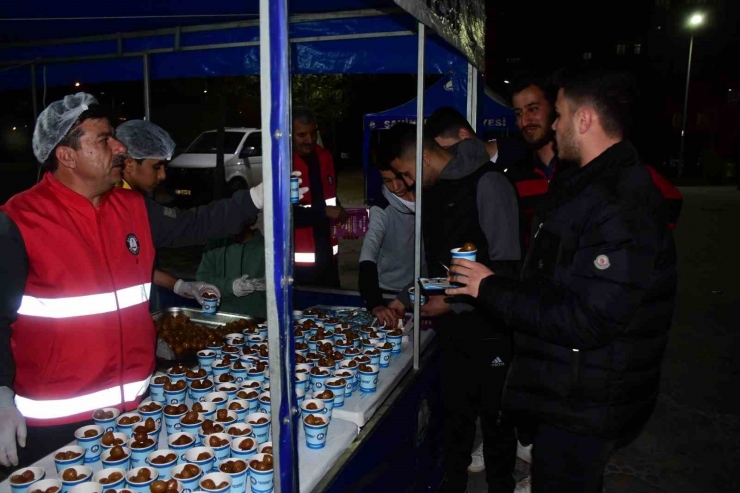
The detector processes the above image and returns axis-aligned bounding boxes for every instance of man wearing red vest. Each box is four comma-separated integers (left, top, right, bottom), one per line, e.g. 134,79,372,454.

291,107,346,288
0,93,264,469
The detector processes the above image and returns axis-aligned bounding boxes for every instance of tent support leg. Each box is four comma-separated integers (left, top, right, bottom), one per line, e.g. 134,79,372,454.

261,0,299,491
413,22,425,372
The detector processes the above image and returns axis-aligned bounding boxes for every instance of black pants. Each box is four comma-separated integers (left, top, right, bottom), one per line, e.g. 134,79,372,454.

441,335,516,492
0,420,93,475
531,422,617,493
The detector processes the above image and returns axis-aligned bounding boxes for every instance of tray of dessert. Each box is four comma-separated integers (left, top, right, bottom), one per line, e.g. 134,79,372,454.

152,308,262,362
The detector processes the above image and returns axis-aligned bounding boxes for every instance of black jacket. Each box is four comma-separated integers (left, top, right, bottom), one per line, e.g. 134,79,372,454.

479,141,679,438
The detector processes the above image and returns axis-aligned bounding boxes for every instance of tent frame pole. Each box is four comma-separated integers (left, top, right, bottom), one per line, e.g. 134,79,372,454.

413,22,425,371
466,63,478,132
260,0,299,491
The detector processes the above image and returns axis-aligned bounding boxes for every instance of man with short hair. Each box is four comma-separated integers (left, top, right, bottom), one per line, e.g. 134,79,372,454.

358,162,416,327
115,119,222,306
0,93,266,469
382,123,520,493
292,107,346,288
447,69,680,492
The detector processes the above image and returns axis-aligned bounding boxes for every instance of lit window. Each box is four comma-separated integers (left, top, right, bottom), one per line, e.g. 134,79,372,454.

616,44,627,55
634,44,642,55
583,52,592,60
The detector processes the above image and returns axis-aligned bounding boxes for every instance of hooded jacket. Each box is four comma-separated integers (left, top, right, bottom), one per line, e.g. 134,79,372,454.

359,186,416,310
423,138,521,331
478,141,680,438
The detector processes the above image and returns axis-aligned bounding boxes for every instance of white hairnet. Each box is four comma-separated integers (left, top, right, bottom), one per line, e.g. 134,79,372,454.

116,120,176,161
32,92,99,164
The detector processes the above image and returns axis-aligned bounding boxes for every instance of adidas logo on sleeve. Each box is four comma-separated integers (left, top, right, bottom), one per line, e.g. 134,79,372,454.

491,357,505,367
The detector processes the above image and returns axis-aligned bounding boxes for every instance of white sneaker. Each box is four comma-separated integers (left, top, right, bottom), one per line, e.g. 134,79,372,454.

467,442,485,473
514,476,531,493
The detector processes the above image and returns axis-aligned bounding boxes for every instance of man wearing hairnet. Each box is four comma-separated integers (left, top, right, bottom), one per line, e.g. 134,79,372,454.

0,93,281,469
115,119,231,307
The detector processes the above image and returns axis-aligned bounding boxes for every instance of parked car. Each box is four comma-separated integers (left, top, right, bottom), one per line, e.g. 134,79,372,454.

165,128,262,206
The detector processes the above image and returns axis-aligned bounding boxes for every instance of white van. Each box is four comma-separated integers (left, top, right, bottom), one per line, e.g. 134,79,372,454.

166,128,262,205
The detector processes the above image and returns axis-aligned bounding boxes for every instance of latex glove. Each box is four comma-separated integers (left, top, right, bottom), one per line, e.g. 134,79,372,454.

251,278,267,292
0,387,26,467
173,280,221,305
249,172,308,210
232,274,256,297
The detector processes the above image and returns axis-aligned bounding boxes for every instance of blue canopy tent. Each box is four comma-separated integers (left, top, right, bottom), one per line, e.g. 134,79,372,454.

0,1,468,98
362,72,517,204
0,1,487,490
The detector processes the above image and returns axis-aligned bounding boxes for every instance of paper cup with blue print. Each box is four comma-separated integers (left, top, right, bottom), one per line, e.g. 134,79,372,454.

54,446,86,473
8,467,45,493
246,454,273,493
302,414,329,450
358,364,380,393
229,436,257,462
74,425,104,463
214,459,247,493
92,408,120,434
124,467,158,493
244,413,270,445
59,466,91,493
100,446,131,471
169,463,202,493
93,468,126,490
145,449,178,481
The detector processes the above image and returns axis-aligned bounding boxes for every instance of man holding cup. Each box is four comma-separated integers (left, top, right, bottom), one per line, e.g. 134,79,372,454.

446,69,679,492
0,93,269,470
382,123,520,493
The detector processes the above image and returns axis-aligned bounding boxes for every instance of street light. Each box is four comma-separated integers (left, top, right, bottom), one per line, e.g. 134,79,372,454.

678,12,705,179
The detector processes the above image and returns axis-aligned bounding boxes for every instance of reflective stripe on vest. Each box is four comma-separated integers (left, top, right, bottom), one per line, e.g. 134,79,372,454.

294,244,339,263
17,283,151,318
298,197,337,208
15,376,151,420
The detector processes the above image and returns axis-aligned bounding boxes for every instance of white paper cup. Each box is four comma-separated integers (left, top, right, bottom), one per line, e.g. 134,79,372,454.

246,454,273,493
198,473,231,493
53,446,86,473
93,468,126,490
450,247,477,261
124,467,158,493
59,466,92,493
9,467,45,493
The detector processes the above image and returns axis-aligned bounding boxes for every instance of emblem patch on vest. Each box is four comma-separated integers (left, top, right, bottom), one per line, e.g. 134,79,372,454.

126,234,140,255
594,254,610,270
327,176,333,185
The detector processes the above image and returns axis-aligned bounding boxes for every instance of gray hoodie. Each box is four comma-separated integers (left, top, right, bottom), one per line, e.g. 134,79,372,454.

360,186,417,291
441,138,521,265
436,138,521,314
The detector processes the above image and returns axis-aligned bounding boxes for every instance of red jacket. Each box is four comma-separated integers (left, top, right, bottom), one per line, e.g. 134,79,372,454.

1,174,156,427
292,145,339,265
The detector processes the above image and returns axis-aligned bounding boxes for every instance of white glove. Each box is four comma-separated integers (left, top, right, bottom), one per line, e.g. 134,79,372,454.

236,274,265,298
249,182,264,210
0,387,26,467
252,278,266,292
173,280,221,306
249,172,308,210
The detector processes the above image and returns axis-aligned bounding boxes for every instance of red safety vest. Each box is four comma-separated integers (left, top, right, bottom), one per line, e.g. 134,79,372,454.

292,145,339,265
1,173,156,427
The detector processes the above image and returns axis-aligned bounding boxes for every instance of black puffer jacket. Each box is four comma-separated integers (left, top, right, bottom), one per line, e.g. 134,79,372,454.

478,141,679,438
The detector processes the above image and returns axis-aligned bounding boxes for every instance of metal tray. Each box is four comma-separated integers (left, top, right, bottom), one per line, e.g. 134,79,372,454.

152,307,260,365
151,307,259,327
